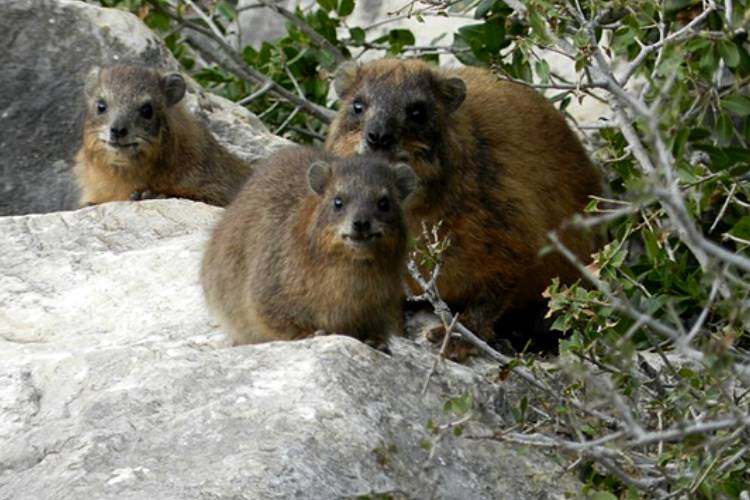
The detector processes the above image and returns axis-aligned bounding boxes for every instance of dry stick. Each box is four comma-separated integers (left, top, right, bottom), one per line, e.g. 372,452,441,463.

502,415,750,487
190,31,334,123
183,0,225,40
619,3,717,85
256,0,347,65
499,432,668,492
238,80,273,105
425,412,473,463
549,230,750,385
145,0,335,123
420,312,459,395
359,10,474,33
406,259,622,427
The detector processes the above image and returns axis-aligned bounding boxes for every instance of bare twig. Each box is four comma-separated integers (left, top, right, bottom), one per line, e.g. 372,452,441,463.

257,0,347,64
407,230,622,427
144,0,336,123
420,313,459,395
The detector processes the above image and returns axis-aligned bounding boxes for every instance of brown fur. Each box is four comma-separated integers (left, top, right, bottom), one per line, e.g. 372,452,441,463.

201,146,416,346
74,65,252,207
326,59,602,342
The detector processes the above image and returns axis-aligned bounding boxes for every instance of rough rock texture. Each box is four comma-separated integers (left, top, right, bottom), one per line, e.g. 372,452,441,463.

0,200,581,499
0,0,288,216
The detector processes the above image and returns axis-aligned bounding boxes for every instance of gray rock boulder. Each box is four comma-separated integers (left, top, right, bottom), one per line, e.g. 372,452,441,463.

0,0,287,216
0,200,581,499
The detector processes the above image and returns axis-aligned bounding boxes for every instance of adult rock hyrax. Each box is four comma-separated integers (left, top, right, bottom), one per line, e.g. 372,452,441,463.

74,65,251,207
201,146,417,347
326,58,602,346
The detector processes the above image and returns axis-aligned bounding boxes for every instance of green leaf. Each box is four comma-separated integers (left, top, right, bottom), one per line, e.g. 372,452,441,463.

718,40,740,68
612,26,637,53
349,27,365,43
337,0,355,17
716,112,734,145
730,216,750,240
688,127,711,142
316,0,336,12
145,11,171,32
722,95,750,116
699,45,718,76
386,29,415,54
484,16,505,53
215,0,236,21
672,127,690,157
642,228,661,263
458,24,485,46
443,393,474,416
528,9,549,43
535,60,551,82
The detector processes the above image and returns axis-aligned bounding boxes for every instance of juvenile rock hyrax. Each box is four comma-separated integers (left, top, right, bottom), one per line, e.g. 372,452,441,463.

201,146,416,347
326,58,602,344
74,65,251,207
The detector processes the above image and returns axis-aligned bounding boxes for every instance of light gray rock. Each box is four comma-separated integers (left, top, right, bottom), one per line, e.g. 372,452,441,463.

0,0,288,216
0,200,581,499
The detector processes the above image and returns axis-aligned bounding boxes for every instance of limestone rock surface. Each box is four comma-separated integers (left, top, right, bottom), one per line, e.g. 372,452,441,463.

0,0,287,216
0,200,581,499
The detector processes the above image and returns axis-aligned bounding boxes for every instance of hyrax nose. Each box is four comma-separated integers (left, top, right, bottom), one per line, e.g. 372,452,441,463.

353,219,371,234
110,126,128,139
366,130,395,149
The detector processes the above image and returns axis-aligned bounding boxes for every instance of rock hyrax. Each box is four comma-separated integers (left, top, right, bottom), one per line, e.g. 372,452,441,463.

74,65,251,207
326,58,602,345
201,146,416,347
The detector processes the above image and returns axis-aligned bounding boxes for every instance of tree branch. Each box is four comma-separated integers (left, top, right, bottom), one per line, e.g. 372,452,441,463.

145,0,336,123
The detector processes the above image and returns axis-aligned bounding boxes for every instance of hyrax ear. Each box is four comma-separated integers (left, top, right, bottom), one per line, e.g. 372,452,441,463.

84,67,101,98
307,161,332,196
438,76,467,114
162,73,186,106
333,61,359,98
393,163,417,201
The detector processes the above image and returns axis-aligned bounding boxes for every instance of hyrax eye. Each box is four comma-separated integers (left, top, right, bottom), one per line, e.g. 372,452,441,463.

140,103,154,120
377,196,391,212
333,196,344,211
96,100,107,114
352,99,365,115
406,102,427,123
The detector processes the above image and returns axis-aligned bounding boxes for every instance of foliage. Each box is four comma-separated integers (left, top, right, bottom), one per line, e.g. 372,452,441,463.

86,0,750,497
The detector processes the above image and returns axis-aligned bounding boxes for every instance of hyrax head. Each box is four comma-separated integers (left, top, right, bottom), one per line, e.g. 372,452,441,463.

307,156,416,261
83,65,186,160
330,59,466,159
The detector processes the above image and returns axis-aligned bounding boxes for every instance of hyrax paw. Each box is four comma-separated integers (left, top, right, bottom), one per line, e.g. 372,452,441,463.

425,325,445,343
425,325,476,362
363,337,391,354
313,329,332,337
129,190,168,201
